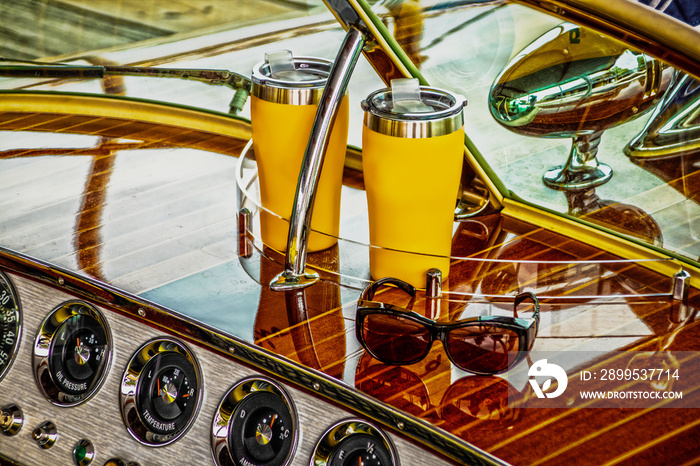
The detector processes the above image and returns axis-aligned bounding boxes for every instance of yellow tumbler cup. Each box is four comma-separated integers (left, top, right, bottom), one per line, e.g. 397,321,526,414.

361,79,467,288
251,51,349,253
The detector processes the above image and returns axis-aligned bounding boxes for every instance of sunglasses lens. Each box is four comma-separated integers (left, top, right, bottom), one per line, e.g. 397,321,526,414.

447,325,519,374
362,313,430,364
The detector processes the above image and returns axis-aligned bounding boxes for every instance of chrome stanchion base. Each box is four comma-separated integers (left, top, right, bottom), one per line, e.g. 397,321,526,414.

270,269,320,291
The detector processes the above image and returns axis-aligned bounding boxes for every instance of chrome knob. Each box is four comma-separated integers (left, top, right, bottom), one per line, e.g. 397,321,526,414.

104,459,141,466
0,404,23,436
32,420,58,449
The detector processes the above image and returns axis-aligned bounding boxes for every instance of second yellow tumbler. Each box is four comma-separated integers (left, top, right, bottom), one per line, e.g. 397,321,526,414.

362,79,467,288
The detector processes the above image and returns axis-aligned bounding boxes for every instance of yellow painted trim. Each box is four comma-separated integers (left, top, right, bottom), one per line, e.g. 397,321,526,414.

0,92,252,140
502,198,700,286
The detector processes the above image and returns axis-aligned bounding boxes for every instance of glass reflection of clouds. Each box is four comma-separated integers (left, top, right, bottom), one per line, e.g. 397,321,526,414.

0,131,100,151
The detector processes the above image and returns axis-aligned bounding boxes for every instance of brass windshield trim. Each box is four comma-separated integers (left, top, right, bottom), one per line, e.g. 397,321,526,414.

517,0,700,80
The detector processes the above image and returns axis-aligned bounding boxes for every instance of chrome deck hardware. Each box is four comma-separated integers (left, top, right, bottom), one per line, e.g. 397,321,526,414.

671,269,690,324
238,208,252,259
270,25,366,291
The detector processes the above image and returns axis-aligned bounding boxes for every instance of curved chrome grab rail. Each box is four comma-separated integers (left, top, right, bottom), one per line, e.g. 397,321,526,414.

269,26,366,291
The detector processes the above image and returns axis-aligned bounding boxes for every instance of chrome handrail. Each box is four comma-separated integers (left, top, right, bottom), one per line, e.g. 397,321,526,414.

269,26,366,291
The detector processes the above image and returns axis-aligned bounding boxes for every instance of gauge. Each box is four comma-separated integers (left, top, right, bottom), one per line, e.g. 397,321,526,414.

33,301,111,406
328,434,394,466
312,420,398,466
0,271,21,383
121,337,202,446
211,377,297,466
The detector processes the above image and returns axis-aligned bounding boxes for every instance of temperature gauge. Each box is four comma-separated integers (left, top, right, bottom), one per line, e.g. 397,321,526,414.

0,271,21,383
211,377,297,466
33,301,111,406
121,337,202,446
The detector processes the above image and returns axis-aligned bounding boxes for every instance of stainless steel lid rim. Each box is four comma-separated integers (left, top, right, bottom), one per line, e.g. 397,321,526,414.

362,86,467,138
252,56,332,105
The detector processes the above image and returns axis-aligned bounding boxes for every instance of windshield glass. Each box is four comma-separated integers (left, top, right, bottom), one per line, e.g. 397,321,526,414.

1,0,699,267
1,0,327,60
361,0,700,265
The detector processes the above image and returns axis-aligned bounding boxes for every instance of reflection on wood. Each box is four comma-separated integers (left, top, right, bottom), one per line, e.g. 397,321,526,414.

75,150,115,279
254,245,346,379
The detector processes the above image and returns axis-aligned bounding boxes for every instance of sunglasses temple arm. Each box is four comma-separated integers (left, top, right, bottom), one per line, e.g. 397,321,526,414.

513,291,540,319
362,277,416,300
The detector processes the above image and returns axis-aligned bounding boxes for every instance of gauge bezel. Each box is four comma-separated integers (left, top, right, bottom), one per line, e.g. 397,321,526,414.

0,270,21,383
311,419,399,466
32,300,112,407
120,336,203,447
211,376,299,466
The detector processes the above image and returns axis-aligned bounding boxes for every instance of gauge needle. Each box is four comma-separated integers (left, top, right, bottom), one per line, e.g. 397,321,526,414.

270,414,277,427
157,379,160,395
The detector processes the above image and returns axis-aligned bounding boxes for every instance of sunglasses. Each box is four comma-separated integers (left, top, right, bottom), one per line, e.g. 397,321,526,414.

355,277,540,375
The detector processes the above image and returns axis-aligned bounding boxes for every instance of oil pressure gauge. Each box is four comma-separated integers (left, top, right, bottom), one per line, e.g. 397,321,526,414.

0,271,21,383
211,377,297,466
33,301,111,406
312,420,398,466
121,337,202,446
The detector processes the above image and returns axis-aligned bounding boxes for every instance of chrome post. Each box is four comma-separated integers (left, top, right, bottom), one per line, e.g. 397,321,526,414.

426,268,442,320
426,269,443,298
672,269,690,302
238,208,252,259
670,269,690,323
270,26,366,291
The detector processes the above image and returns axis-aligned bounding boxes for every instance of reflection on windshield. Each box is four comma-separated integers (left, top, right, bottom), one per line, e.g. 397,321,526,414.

0,0,326,60
364,0,700,266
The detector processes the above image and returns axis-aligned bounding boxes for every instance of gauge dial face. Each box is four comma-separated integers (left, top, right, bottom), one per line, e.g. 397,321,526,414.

230,391,295,465
328,434,394,466
121,338,202,446
136,352,198,434
34,301,111,406
49,313,109,395
212,378,297,466
0,271,21,382
312,421,397,466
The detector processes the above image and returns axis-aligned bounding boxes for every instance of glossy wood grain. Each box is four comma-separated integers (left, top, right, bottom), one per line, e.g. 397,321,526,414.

1,111,699,465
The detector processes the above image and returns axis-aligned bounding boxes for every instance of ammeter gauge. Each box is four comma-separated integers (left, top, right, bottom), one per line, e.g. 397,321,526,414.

33,301,111,406
121,337,202,446
211,377,297,466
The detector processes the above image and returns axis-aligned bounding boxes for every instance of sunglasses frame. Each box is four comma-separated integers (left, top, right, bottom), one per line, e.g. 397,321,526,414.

356,277,540,376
